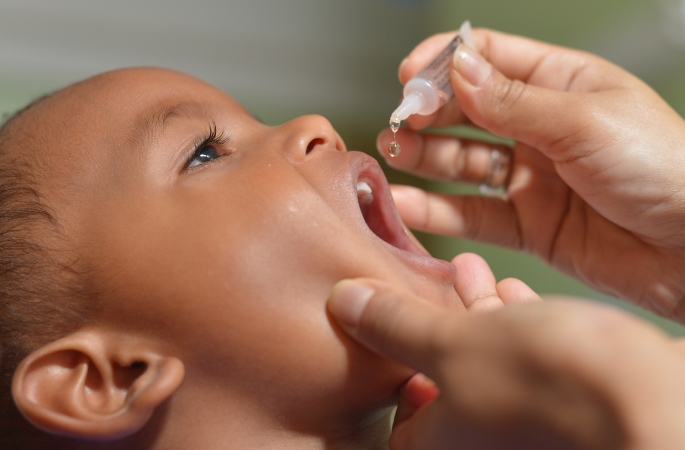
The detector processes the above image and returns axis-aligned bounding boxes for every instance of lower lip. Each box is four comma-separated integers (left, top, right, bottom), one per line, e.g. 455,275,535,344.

381,240,457,282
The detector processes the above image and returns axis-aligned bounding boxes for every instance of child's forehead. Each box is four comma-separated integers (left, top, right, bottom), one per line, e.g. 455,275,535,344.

10,69,245,162
70,68,236,122
8,70,214,134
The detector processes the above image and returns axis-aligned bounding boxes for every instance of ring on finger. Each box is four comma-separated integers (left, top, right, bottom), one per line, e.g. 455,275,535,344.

479,147,512,196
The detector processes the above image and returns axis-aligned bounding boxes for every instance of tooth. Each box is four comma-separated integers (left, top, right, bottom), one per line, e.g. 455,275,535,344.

356,181,372,195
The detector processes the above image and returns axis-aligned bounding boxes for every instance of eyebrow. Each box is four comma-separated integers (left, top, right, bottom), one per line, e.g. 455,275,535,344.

130,101,212,149
129,100,263,150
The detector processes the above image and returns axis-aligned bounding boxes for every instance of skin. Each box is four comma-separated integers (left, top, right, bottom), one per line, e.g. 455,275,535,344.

329,280,685,450
6,67,537,449
378,29,685,322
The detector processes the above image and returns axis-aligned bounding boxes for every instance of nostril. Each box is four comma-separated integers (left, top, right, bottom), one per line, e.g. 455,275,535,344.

306,138,325,155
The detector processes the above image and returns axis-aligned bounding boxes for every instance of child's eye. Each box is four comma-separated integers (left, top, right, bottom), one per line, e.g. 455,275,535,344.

183,123,232,171
187,144,223,168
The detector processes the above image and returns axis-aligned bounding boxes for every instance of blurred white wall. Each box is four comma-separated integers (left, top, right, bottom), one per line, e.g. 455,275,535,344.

0,0,432,125
3,0,683,119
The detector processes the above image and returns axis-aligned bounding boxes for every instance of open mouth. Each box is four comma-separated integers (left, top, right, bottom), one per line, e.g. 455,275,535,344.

347,152,455,281
354,162,427,256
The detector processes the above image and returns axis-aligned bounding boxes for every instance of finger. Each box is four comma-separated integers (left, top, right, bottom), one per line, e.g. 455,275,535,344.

496,278,543,305
327,279,457,377
389,185,522,249
394,373,440,427
404,99,469,130
473,29,616,89
393,391,418,430
451,44,600,159
400,373,440,407
672,338,685,355
377,128,512,187
452,253,504,312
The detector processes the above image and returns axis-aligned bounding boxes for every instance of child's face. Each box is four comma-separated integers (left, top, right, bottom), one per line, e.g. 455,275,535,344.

31,68,462,421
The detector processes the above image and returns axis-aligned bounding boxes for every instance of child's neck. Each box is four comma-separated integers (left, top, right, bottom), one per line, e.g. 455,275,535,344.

257,416,393,450
124,390,395,450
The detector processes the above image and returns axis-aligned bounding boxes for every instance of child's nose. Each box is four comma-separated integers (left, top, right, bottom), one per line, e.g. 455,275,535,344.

280,115,346,161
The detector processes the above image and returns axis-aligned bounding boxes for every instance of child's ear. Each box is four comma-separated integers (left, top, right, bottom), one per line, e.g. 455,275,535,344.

11,330,184,440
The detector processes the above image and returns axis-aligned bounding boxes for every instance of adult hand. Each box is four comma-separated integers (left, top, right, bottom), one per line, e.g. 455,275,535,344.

440,252,543,313
328,279,685,450
379,28,685,321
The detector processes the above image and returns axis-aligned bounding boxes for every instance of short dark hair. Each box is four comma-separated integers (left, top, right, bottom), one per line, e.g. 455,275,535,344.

0,98,93,449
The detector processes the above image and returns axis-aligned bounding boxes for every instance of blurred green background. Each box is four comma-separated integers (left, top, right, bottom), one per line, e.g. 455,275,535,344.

1,0,684,334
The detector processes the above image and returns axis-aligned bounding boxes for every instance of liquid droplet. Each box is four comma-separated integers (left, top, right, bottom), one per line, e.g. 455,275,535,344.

388,141,401,157
390,119,401,135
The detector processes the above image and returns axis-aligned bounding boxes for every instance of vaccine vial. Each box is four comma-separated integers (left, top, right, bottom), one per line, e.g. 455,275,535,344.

388,20,475,158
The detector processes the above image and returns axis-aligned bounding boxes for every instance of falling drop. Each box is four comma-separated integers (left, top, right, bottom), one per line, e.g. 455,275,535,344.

388,141,401,157
388,115,402,157
390,118,400,135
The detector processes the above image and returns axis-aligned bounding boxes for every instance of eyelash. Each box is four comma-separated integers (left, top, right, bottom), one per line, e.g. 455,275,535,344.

183,123,232,170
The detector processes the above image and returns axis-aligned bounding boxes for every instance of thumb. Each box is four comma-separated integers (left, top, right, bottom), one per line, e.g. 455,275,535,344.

451,44,591,158
327,279,456,378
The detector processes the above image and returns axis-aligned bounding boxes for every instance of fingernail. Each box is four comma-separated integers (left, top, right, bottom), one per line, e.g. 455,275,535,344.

452,44,491,87
328,280,375,327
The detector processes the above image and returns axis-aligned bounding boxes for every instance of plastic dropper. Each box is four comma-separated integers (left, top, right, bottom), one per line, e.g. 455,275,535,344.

388,20,475,157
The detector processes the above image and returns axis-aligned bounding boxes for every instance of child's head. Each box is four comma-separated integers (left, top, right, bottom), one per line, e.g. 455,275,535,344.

0,68,462,449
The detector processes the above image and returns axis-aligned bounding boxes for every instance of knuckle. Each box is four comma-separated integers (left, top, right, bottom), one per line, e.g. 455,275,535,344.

491,78,528,119
471,295,505,312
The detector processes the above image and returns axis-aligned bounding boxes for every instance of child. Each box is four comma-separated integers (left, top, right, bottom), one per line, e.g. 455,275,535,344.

0,67,471,449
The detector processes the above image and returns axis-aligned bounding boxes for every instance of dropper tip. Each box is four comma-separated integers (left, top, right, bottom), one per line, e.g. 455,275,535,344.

391,91,423,122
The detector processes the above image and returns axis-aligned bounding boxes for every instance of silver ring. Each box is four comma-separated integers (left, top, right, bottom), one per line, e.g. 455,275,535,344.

479,147,512,196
